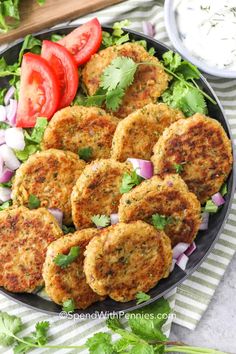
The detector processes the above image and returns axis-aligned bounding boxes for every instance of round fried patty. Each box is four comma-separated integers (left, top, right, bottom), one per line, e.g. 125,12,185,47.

41,106,119,159
71,159,131,229
84,221,172,302
118,174,201,246
151,114,233,203
111,103,184,161
43,229,104,309
82,43,170,118
0,207,63,293
12,149,85,225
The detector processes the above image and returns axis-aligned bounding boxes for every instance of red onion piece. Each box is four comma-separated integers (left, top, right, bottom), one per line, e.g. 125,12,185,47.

127,158,153,179
142,21,155,37
0,186,11,202
199,212,209,230
0,155,3,175
0,144,21,170
6,99,18,126
0,105,7,122
172,242,189,259
5,128,25,151
185,241,196,257
211,192,225,207
0,130,5,145
4,86,15,106
48,208,63,227
170,259,176,272
0,167,14,183
110,213,119,225
176,253,189,271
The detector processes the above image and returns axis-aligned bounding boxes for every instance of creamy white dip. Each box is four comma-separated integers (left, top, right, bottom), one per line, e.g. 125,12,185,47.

175,0,236,70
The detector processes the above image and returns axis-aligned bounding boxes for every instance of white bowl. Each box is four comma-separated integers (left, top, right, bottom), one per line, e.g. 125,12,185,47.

164,0,236,78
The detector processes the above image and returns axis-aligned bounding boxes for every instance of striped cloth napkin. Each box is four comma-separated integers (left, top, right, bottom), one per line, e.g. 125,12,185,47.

0,0,235,352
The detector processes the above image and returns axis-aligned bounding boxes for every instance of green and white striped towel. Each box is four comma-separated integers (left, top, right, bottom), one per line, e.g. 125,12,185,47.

0,0,235,352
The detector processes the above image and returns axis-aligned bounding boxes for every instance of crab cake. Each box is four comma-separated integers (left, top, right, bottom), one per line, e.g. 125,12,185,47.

71,159,131,229
0,207,62,293
119,174,201,246
82,43,170,118
151,114,233,203
84,221,172,302
111,103,184,162
43,229,104,309
41,106,119,159
12,149,85,225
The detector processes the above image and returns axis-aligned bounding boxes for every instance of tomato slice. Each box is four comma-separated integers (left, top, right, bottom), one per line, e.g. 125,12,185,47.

58,18,102,66
16,53,60,128
41,40,79,109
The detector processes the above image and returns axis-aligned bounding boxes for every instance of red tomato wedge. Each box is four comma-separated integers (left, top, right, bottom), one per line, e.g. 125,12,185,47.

41,40,79,109
58,18,102,66
16,53,60,128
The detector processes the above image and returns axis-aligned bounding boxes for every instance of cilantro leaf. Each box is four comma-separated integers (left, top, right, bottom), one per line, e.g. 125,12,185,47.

91,214,110,228
106,317,124,331
162,51,182,71
14,321,50,353
105,87,124,111
62,224,76,234
53,246,80,269
28,194,40,209
78,147,93,162
34,321,49,345
0,312,22,346
130,343,155,354
62,299,75,313
173,163,184,174
120,170,143,194
86,332,113,354
136,291,151,305
29,117,48,143
152,214,173,231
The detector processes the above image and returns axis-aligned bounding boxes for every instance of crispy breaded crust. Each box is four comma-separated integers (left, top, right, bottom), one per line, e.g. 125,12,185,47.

0,207,62,293
84,221,172,302
151,114,233,203
43,229,104,309
118,174,201,246
111,103,184,161
41,106,119,159
71,159,131,229
82,43,170,118
12,149,85,225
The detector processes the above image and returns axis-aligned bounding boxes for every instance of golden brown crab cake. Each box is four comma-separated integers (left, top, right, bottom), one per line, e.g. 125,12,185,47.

111,103,184,161
151,114,233,204
84,221,172,302
43,229,104,309
41,106,119,159
82,43,170,118
0,207,62,293
12,149,85,225
71,159,131,229
118,174,201,246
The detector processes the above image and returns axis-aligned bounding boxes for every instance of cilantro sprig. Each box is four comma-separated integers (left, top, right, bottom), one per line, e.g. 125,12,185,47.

136,291,151,305
152,213,173,231
53,246,80,269
28,194,40,209
120,170,143,194
78,147,93,162
91,214,110,228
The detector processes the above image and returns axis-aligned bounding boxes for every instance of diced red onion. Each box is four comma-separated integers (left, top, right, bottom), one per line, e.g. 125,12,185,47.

6,99,17,126
167,180,173,187
142,21,155,37
212,192,225,207
0,106,7,122
0,167,14,183
0,155,3,175
110,213,119,225
5,128,25,151
176,253,189,271
48,208,63,227
185,241,196,257
199,212,209,230
173,242,189,259
0,144,21,170
0,130,5,145
127,158,153,179
4,86,15,106
0,187,11,202
170,259,176,272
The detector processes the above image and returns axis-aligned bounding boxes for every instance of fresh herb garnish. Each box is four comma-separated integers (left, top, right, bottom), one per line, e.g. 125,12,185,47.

120,170,143,194
91,214,110,228
53,246,80,269
28,194,40,209
0,200,12,211
152,213,173,230
62,224,76,234
102,20,131,48
27,117,48,143
78,147,93,162
135,291,151,304
173,163,184,174
62,299,75,313
204,200,218,213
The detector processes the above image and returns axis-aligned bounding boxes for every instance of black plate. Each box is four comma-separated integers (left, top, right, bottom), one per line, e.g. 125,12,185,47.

0,26,235,315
